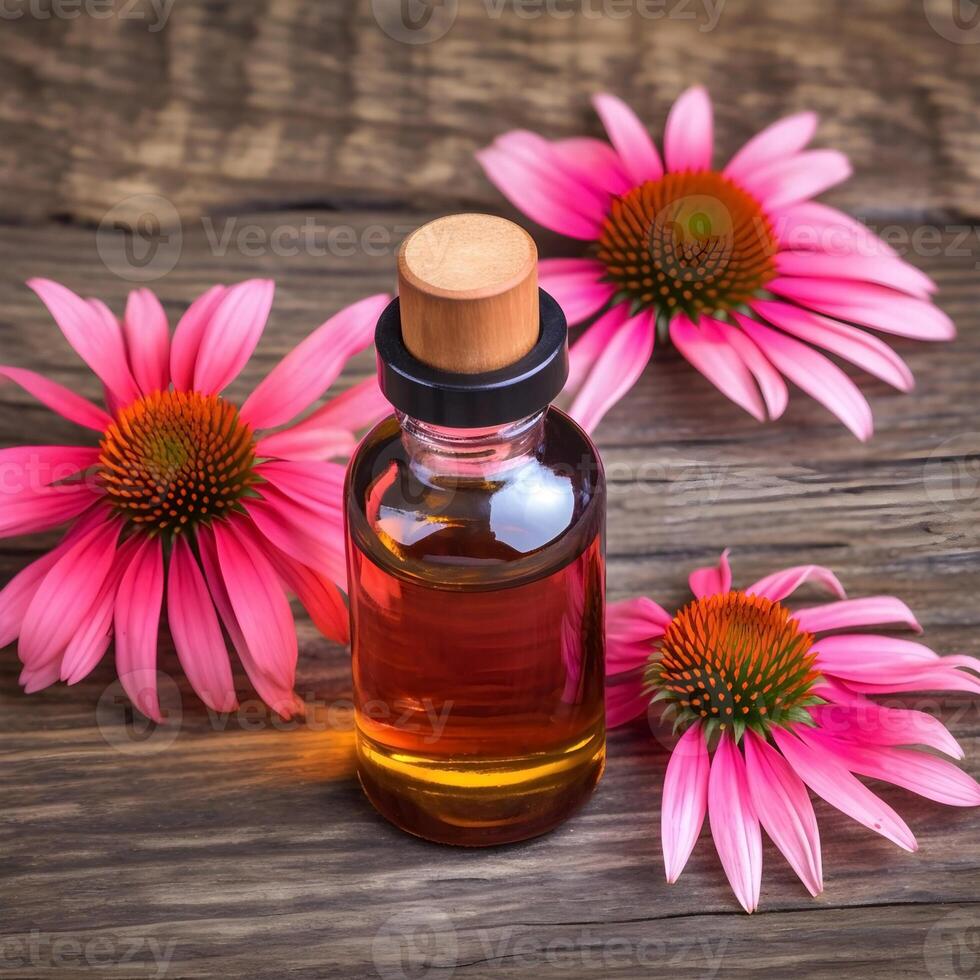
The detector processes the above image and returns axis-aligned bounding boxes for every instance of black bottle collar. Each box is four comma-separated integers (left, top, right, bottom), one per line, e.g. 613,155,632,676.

375,289,569,427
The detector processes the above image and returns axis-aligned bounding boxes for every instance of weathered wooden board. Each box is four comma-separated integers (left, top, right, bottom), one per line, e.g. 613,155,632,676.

0,210,978,978
0,0,979,226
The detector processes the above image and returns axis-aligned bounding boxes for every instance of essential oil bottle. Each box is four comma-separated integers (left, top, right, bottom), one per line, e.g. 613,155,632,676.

344,214,606,846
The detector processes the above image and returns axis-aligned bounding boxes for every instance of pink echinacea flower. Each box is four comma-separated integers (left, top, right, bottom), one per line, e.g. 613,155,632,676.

606,550,980,912
0,279,391,720
478,88,955,437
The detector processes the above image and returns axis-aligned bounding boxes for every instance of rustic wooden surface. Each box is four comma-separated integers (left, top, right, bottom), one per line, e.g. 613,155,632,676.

2,1,979,978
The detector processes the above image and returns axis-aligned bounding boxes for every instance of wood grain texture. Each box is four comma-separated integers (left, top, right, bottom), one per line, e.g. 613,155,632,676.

1,1,980,976
0,0,979,226
1,211,978,978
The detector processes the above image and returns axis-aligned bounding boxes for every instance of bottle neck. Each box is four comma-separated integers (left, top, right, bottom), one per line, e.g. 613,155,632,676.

399,410,546,479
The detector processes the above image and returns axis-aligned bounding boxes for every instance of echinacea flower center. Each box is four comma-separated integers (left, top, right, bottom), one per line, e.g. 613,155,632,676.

99,390,256,534
647,591,821,740
597,172,778,320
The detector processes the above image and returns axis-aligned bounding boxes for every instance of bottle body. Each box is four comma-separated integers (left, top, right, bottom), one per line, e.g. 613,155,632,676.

345,407,606,846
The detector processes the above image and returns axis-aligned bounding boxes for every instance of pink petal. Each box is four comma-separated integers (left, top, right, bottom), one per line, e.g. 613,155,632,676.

804,728,980,808
0,445,100,488
211,517,298,692
0,366,113,431
20,659,62,694
744,731,823,896
734,314,873,441
745,563,846,602
17,519,120,668
670,314,766,422
476,145,603,241
167,534,237,713
123,288,171,395
771,202,898,257
774,251,935,299
740,150,852,211
810,695,963,760
241,293,390,430
771,726,917,851
538,259,614,327
492,131,610,222
60,535,140,685
664,86,713,173
28,280,140,406
709,320,788,420
113,535,165,722
843,665,980,697
813,633,942,677
302,375,392,432
197,526,303,719
193,279,275,395
767,277,955,341
794,596,922,634
569,309,654,434
606,640,653,678
661,723,710,883
689,548,732,599
605,675,649,727
255,383,384,462
265,545,349,645
551,137,633,196
0,547,63,647
255,460,345,512
708,733,762,913
724,112,818,183
243,491,347,589
592,93,664,185
0,483,98,538
606,597,670,674
565,303,631,397
751,299,915,392
170,285,227,392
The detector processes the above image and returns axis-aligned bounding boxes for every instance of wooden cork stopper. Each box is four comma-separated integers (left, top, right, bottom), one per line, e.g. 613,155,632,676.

397,213,539,374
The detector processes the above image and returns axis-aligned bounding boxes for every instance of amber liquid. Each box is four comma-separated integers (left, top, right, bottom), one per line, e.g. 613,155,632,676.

345,409,606,846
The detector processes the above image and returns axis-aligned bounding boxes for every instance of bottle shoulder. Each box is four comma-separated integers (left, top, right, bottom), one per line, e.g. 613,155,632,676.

345,408,605,587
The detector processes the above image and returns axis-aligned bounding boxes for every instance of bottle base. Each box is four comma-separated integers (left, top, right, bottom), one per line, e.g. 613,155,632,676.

355,726,605,847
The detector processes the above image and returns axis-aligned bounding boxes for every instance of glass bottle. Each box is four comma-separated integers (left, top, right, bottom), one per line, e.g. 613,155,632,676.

344,214,606,846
